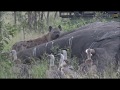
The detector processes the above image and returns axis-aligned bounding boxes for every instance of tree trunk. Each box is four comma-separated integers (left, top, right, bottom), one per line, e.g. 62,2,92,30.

47,12,49,26
54,12,57,20
43,12,47,20
38,12,41,20
17,12,22,22
40,12,44,20
14,11,17,26
0,12,2,34
40,12,44,31
0,12,3,51
33,12,37,31
28,12,32,30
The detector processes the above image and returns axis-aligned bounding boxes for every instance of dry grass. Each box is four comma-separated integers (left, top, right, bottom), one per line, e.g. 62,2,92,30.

1,15,120,78
1,30,120,79
3,30,48,51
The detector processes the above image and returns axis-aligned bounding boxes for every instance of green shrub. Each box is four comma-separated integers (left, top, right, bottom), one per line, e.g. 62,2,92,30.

0,13,120,78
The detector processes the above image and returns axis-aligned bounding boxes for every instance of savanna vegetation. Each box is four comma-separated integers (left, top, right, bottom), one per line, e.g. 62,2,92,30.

0,11,120,78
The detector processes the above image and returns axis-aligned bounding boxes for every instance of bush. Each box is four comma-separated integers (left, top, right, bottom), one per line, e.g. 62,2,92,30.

0,12,120,78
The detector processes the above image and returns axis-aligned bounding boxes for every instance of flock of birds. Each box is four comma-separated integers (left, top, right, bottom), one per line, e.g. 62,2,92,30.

9,47,120,78
9,50,32,78
8,48,99,78
45,49,99,78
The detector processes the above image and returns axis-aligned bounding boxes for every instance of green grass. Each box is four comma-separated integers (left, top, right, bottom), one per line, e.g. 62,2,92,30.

30,60,48,78
1,16,120,78
3,30,47,51
0,59,16,78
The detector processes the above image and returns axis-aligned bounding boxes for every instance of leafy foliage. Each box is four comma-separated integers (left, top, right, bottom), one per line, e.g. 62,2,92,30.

0,11,120,78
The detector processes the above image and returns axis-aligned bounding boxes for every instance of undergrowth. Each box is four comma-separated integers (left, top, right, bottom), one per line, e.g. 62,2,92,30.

0,16,120,78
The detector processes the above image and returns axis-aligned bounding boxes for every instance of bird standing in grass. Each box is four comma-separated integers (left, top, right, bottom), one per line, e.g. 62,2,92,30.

46,53,61,78
10,50,31,78
78,48,98,78
58,51,80,78
62,50,71,65
10,50,21,64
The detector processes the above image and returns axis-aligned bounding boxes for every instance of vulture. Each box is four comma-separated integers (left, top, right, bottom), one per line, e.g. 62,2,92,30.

46,53,61,78
77,48,98,78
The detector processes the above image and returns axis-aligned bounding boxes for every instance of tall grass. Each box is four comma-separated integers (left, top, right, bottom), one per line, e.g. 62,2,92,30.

0,16,120,78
